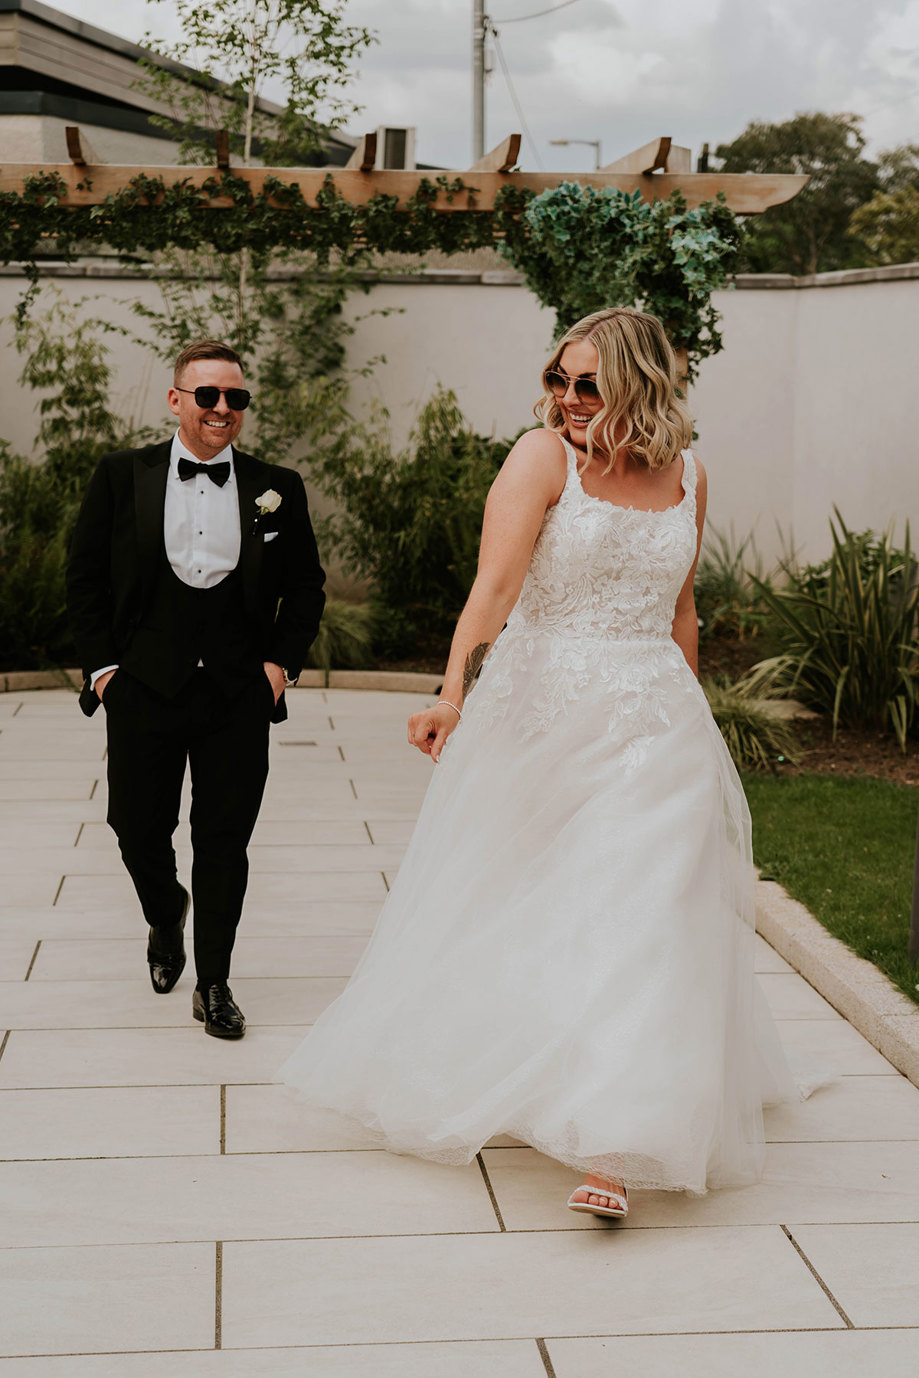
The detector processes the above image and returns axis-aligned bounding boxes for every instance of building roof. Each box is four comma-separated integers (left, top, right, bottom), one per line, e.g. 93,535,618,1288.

0,0,356,161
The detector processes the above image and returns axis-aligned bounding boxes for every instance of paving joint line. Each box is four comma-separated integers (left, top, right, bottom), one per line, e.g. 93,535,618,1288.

536,1337,558,1377
781,1224,854,1327
23,941,41,980
220,1085,227,1154
214,1240,223,1348
475,1151,506,1231
0,1031,9,1065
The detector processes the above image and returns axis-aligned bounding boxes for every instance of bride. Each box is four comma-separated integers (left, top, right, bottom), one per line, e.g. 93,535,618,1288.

279,305,798,1219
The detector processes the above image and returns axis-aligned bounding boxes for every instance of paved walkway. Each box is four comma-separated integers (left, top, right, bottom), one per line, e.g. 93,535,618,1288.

1,686,918,1376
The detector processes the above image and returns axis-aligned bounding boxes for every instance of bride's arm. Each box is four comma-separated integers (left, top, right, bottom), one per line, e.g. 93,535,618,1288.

671,457,708,677
409,429,566,761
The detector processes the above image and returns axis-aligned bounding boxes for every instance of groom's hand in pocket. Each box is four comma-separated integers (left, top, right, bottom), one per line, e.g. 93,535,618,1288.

263,661,285,705
95,670,116,701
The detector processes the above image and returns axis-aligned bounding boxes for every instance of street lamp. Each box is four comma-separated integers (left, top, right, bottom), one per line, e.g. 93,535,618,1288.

550,138,602,170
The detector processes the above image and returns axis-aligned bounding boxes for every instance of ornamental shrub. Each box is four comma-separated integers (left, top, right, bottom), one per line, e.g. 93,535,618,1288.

499,183,743,376
748,513,919,747
312,388,513,659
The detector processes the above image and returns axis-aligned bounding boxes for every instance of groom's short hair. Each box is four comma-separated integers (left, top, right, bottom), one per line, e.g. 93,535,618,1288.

174,340,244,385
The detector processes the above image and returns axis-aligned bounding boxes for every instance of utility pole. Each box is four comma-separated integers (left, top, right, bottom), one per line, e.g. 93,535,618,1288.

473,0,486,162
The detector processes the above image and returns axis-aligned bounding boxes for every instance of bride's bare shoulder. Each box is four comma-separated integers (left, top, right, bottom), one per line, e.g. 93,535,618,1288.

499,428,568,497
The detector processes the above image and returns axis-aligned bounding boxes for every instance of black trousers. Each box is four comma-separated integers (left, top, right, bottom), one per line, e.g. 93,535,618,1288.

103,667,273,984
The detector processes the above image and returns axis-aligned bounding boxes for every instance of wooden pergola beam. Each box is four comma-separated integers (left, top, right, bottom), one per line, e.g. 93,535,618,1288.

0,162,808,215
467,135,521,174
64,126,100,168
344,132,377,172
602,137,693,175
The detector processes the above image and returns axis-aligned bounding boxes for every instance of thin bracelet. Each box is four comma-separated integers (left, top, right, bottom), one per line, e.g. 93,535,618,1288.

438,700,463,721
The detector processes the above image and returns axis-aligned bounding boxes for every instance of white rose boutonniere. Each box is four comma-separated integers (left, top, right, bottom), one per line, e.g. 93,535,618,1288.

252,488,282,535
256,489,282,516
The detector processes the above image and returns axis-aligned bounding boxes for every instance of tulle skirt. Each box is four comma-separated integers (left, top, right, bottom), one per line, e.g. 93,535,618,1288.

278,632,798,1194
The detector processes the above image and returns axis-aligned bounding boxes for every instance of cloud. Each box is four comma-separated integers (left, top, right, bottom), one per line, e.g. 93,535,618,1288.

33,0,919,167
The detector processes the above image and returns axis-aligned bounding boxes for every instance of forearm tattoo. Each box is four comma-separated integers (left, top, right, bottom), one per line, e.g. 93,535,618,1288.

463,642,490,697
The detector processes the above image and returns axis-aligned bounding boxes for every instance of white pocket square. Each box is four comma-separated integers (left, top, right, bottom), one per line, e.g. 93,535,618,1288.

263,531,279,543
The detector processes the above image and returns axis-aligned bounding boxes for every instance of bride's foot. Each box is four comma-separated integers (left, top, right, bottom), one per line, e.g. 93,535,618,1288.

567,1174,629,1219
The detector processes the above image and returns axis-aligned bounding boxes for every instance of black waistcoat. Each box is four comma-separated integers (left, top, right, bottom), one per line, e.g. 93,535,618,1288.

120,550,262,698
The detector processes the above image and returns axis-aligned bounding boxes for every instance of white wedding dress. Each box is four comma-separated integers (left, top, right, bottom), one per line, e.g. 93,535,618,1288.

279,439,799,1194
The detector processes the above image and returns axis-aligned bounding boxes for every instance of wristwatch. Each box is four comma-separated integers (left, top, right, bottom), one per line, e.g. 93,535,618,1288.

281,667,298,688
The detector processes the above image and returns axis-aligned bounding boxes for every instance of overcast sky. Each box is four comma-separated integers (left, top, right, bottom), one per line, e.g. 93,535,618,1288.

47,0,919,169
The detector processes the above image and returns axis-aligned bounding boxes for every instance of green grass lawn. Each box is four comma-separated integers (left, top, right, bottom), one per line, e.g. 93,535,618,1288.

743,773,919,1007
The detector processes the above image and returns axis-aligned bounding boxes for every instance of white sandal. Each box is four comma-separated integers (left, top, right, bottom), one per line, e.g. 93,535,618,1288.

567,1181,629,1219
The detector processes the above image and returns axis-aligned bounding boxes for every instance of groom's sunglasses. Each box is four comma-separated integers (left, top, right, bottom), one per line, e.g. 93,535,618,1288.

175,385,252,411
543,369,601,404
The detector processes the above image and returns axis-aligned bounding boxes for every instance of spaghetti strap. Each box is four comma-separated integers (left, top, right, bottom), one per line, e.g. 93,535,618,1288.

680,449,698,495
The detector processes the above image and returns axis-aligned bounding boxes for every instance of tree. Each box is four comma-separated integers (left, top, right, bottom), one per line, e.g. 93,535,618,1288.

849,187,919,266
847,144,919,266
715,113,879,275
140,0,375,165
130,1,378,459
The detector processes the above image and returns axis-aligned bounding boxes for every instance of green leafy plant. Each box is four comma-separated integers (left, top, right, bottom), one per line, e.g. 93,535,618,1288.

313,388,509,658
703,676,799,772
0,294,135,669
748,512,919,747
498,183,743,375
694,525,773,642
305,599,375,681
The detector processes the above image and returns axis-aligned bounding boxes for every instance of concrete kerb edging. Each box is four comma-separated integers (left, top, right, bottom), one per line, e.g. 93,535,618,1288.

0,668,444,694
756,879,919,1088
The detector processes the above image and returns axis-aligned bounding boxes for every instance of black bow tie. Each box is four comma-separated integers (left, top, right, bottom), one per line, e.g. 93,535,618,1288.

178,457,231,487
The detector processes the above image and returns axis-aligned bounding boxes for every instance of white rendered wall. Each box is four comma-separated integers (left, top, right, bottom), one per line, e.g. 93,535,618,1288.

1,265,917,569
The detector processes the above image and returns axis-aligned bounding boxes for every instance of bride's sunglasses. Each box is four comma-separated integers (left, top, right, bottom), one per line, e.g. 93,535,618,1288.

175,385,252,411
543,369,601,403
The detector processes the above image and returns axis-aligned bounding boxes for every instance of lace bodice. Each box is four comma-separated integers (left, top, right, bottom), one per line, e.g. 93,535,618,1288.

472,437,700,747
513,437,698,643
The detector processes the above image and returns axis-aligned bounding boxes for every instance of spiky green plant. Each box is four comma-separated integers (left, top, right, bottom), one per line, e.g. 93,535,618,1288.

748,511,919,748
694,524,772,641
703,677,799,772
306,599,374,680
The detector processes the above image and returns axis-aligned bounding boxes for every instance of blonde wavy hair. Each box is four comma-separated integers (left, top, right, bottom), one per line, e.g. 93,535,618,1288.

534,307,693,472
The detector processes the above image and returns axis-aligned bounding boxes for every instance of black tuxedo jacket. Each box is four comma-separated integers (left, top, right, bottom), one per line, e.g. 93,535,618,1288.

66,440,326,723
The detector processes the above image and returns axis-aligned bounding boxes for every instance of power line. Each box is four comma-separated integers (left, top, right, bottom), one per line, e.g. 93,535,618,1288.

492,0,582,22
488,23,545,169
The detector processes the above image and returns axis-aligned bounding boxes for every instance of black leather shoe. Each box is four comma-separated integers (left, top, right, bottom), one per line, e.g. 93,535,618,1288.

146,887,189,995
193,983,246,1039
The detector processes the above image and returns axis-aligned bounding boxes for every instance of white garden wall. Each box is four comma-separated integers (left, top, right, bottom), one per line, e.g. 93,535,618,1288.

2,261,917,568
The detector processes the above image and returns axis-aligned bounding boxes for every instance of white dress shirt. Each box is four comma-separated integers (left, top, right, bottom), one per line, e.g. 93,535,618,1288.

164,430,241,587
91,432,241,687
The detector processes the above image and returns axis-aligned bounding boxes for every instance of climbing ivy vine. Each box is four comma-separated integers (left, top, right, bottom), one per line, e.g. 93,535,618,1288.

0,172,742,372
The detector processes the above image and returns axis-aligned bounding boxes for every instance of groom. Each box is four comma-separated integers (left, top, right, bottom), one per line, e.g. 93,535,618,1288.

66,340,325,1038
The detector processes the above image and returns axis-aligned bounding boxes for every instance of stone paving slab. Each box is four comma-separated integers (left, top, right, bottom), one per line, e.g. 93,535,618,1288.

2,1153,497,1247
219,1228,842,1347
787,1223,919,1327
0,1026,306,1088
0,976,347,1028
482,1140,919,1228
0,1342,550,1377
0,845,406,875
0,687,916,1369
0,1242,215,1357
545,1331,919,1378
0,1086,221,1160
29,936,368,981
